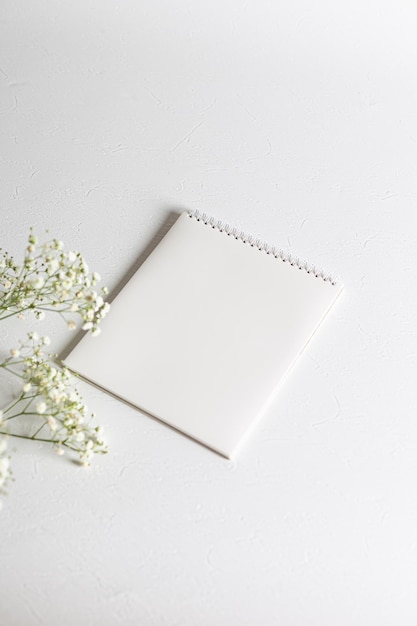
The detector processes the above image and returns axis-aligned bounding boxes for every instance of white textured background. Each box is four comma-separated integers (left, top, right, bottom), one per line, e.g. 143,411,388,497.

1,1,417,624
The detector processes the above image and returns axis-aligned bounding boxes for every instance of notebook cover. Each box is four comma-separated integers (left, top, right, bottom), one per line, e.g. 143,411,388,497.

64,211,343,458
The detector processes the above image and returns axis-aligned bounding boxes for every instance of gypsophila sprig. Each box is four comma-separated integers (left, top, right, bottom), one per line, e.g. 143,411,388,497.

0,229,111,507
0,333,107,463
0,227,110,335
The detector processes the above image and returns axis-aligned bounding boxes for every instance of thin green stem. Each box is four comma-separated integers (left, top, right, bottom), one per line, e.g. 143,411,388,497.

0,430,58,445
1,396,24,415
3,395,40,420
31,422,47,439
0,310,22,321
0,367,24,379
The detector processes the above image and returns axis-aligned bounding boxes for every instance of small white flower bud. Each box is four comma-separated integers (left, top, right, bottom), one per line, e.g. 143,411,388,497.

47,258,59,274
31,276,45,289
47,416,57,431
36,401,46,414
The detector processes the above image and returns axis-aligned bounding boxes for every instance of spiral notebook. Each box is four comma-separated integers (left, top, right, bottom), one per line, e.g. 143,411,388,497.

64,211,343,459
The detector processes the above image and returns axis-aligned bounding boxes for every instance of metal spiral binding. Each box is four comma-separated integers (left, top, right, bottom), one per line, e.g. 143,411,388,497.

187,210,337,286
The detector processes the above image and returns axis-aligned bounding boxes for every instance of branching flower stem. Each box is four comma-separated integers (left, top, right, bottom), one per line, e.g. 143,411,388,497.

0,229,111,504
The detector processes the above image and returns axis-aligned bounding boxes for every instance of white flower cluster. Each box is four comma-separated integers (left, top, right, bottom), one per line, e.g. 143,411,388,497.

2,333,107,465
0,228,110,335
0,229,112,504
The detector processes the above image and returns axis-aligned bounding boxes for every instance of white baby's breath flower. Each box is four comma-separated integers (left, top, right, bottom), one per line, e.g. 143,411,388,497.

91,327,101,337
22,382,31,393
82,321,93,330
49,389,61,404
95,295,104,308
35,311,45,320
36,402,46,415
47,258,59,274
42,336,51,346
28,331,39,341
10,348,20,358
47,416,57,432
30,276,45,289
67,320,76,331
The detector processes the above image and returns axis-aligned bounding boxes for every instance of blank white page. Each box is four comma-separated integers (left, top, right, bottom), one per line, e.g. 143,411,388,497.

64,211,343,458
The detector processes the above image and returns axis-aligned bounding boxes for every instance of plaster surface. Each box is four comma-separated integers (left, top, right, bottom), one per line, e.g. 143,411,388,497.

1,1,417,624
